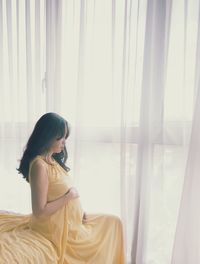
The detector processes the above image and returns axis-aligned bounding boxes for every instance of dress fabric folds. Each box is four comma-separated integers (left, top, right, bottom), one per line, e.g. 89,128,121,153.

0,156,125,263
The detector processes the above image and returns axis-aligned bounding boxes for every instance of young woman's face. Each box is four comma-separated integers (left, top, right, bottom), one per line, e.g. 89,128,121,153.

50,125,68,154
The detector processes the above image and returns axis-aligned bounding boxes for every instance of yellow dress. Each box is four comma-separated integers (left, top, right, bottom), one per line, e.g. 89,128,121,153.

0,156,125,264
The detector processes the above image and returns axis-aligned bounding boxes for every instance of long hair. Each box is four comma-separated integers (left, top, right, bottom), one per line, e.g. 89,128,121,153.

17,112,70,182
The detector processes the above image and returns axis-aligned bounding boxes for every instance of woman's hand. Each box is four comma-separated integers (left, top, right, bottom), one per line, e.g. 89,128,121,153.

65,187,79,202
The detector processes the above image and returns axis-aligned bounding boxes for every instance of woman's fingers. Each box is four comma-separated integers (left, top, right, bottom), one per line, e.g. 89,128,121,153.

82,212,88,223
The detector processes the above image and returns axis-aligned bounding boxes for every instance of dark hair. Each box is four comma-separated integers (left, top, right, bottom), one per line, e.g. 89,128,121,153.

17,112,70,182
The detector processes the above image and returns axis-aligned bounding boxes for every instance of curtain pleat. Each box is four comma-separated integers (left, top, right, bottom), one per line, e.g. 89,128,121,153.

194,1,200,97
171,1,200,263
131,0,171,262
0,0,3,125
46,0,62,112
72,0,86,185
25,0,35,121
35,0,42,116
119,0,131,255
6,0,14,122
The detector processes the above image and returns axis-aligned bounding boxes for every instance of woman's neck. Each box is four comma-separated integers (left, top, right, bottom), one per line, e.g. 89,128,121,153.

40,151,54,164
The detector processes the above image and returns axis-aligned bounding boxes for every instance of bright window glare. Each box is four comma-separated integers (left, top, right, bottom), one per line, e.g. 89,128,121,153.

165,0,199,122
1,0,46,122
60,0,146,127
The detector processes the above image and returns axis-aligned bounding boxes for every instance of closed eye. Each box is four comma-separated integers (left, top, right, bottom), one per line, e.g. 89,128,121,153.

56,135,64,140
57,132,67,141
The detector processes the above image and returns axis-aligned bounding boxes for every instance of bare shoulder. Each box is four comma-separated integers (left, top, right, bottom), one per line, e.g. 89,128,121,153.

30,158,48,182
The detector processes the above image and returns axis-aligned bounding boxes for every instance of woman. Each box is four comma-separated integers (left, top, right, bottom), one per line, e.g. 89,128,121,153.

0,112,125,264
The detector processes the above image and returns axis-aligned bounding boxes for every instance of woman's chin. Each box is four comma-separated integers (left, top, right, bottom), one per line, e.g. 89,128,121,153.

54,149,63,154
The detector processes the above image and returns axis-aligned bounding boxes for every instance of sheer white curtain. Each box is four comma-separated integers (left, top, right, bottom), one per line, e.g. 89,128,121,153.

171,1,200,263
0,0,46,213
0,0,200,263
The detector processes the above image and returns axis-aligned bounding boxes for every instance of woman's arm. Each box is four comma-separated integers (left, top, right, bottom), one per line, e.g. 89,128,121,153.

30,159,79,218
